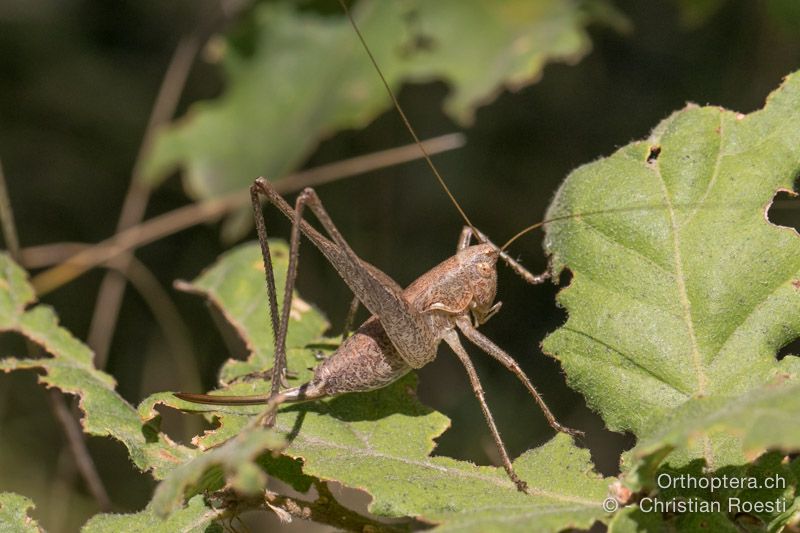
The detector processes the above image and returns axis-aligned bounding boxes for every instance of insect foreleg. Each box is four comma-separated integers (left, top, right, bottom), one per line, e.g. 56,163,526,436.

455,316,583,438
441,329,528,494
458,225,550,285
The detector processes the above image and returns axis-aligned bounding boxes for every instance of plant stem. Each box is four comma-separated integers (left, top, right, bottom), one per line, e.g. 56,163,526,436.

0,157,112,511
28,133,465,296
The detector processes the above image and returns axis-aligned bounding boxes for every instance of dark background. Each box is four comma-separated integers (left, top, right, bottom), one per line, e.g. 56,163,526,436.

1,0,798,530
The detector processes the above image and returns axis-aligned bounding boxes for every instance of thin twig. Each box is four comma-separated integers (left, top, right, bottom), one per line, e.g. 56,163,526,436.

48,389,112,510
124,256,204,394
88,35,202,370
0,158,112,510
0,160,20,258
20,242,88,267
30,133,465,295
18,242,203,394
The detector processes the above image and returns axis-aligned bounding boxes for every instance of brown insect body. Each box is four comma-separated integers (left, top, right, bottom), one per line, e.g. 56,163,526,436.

179,188,501,402
284,243,499,400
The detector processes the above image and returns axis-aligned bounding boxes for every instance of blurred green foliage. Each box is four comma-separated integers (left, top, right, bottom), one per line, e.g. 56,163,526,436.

141,0,599,199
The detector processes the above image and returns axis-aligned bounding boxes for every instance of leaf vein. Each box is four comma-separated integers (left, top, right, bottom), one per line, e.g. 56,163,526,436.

651,154,707,395
282,427,599,505
562,326,691,397
574,216,675,278
682,112,725,227
709,267,800,368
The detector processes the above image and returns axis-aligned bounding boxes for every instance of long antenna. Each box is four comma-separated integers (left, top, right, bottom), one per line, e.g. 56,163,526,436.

338,2,750,256
500,210,640,252
498,201,747,251
500,220,552,252
337,0,476,234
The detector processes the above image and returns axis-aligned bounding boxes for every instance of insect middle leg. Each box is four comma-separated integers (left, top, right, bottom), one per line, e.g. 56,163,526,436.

455,316,583,437
442,329,529,493
455,227,582,437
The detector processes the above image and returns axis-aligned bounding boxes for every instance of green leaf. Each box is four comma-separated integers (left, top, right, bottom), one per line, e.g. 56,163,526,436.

421,435,613,532
81,496,222,533
0,493,43,533
608,505,740,533
0,255,238,529
172,241,330,382
0,253,197,478
542,71,800,527
159,241,614,531
629,379,800,487
141,0,602,197
610,453,800,532
607,505,665,533
150,429,283,517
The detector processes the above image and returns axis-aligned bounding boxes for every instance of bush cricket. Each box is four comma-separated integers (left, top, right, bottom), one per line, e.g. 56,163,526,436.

175,0,583,493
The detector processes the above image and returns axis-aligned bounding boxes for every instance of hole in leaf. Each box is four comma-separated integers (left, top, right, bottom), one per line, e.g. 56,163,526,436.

777,336,800,361
733,513,765,530
399,8,436,57
767,189,800,232
557,267,574,287
0,331,32,359
149,403,212,446
646,145,661,163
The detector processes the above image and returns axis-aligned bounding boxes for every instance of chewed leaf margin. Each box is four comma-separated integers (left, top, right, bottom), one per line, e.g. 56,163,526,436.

0,254,198,479
0,492,44,533
542,70,800,530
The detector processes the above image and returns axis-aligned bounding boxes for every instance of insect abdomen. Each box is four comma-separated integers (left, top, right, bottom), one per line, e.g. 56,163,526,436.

312,317,411,395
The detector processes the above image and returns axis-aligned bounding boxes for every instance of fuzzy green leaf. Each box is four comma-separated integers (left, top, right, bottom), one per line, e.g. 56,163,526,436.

0,254,200,479
149,429,283,517
0,493,43,533
141,0,601,198
159,242,614,531
542,71,800,528
543,70,800,448
81,496,222,533
628,380,800,488
609,454,800,532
